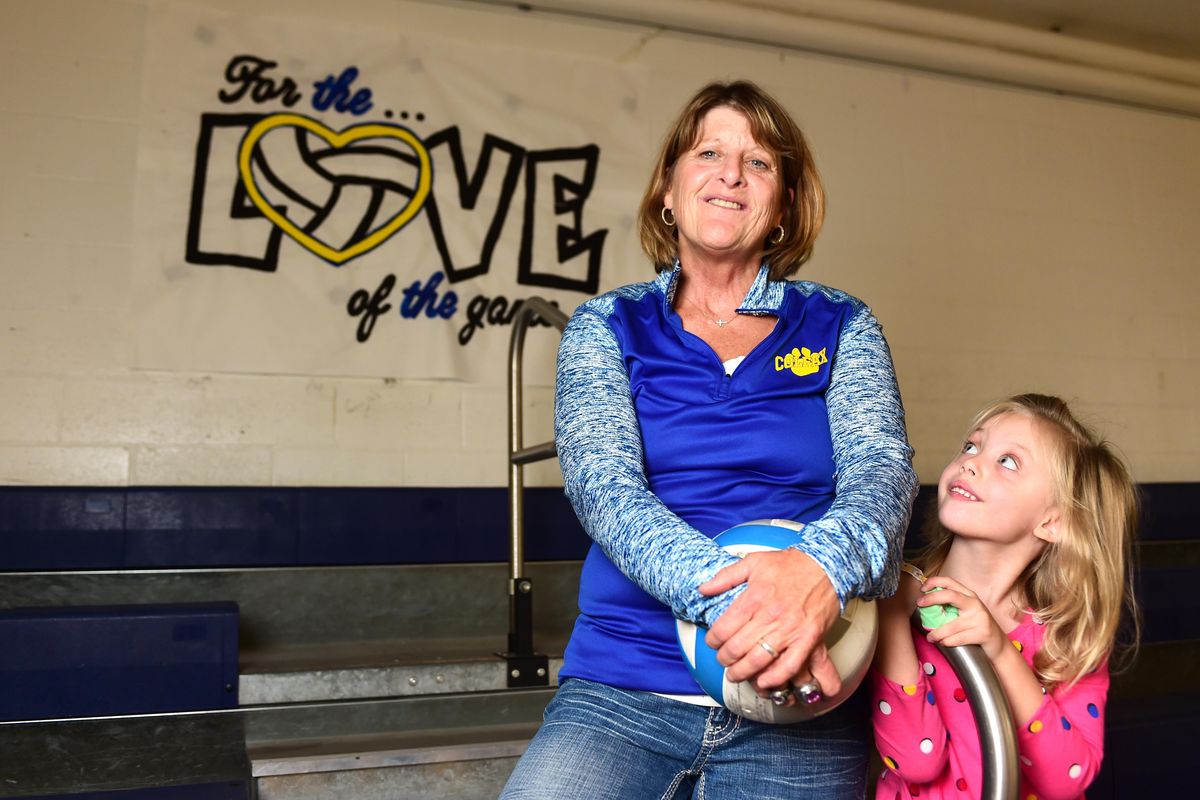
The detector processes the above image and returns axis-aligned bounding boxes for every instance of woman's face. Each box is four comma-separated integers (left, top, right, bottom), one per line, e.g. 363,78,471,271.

663,106,783,266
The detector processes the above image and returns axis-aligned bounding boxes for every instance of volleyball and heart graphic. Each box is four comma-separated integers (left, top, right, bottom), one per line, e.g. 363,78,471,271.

237,113,432,265
676,519,878,723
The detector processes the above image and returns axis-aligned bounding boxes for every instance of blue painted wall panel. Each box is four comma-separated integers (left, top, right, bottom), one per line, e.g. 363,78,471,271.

0,486,592,569
0,490,126,568
0,484,1188,572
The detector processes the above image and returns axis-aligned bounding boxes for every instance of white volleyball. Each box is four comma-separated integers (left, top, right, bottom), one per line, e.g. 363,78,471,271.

676,519,878,723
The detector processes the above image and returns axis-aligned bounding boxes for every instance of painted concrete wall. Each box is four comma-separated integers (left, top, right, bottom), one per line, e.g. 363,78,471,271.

2,0,1196,487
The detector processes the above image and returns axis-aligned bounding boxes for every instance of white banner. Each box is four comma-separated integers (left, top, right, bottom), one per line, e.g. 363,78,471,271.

134,1,648,381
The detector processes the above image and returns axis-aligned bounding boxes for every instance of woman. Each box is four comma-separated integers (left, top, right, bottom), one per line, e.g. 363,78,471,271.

500,80,918,799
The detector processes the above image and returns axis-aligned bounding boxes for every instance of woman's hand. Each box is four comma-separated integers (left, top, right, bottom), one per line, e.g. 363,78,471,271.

698,548,842,695
918,575,1009,662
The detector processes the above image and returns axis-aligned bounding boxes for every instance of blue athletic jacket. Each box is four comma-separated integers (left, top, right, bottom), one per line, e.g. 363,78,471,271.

555,264,918,693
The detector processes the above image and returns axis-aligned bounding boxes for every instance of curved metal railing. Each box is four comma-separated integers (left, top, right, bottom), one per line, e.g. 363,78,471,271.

925,615,1020,800
500,297,1018,797
501,297,568,687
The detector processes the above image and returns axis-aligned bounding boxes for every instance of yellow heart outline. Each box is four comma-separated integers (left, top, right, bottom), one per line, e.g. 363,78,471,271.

237,113,432,265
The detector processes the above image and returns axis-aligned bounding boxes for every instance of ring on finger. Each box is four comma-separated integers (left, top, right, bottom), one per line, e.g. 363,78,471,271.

796,679,823,706
768,687,792,706
757,639,780,659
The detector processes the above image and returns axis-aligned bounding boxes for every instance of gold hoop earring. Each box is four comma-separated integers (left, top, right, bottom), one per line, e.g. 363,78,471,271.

661,207,675,227
769,225,785,245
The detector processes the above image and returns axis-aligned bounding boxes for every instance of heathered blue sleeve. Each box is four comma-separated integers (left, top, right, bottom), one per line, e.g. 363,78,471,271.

791,301,919,607
555,301,743,628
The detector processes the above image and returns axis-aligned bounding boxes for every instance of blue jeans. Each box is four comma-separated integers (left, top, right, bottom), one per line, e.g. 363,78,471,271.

500,678,869,799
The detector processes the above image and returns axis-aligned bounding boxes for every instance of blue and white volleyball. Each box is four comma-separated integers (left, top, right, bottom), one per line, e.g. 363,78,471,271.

676,519,878,724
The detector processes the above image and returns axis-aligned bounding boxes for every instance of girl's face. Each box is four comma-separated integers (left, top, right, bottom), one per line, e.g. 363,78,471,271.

937,412,1061,546
663,106,783,265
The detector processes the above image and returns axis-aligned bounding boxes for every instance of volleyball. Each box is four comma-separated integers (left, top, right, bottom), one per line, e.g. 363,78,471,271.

675,519,879,724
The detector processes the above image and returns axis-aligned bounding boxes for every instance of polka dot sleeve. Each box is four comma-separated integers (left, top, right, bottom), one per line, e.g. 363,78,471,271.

1015,662,1109,800
871,667,950,785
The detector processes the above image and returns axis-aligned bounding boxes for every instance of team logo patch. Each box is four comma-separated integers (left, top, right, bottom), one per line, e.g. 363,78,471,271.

774,346,828,377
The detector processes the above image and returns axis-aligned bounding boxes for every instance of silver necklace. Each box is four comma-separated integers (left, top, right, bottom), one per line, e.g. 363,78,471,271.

686,296,737,327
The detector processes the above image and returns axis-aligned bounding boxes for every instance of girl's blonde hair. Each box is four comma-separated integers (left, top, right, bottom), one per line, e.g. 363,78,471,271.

636,80,825,279
920,393,1140,688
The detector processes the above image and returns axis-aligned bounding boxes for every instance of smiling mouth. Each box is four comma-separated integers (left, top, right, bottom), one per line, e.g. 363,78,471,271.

707,198,743,210
950,486,979,501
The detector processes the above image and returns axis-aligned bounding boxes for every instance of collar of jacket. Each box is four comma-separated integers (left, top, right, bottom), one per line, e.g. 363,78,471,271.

658,260,785,318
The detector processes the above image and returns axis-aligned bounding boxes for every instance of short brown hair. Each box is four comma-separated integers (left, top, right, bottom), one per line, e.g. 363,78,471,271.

636,80,825,280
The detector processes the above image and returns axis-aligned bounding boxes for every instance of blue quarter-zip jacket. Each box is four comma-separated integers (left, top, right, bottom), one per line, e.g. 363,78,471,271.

555,264,918,693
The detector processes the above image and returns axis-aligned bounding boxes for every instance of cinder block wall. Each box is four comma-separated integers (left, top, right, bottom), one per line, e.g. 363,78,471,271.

1,0,1197,489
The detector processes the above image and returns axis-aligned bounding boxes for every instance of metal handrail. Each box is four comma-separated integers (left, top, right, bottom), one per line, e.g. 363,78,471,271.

501,296,568,687
925,615,1020,800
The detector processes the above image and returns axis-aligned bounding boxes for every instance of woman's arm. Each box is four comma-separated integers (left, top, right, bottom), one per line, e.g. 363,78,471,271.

555,303,740,627
797,302,920,608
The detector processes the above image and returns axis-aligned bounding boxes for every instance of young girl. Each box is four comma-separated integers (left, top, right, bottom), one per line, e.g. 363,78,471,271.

872,394,1139,800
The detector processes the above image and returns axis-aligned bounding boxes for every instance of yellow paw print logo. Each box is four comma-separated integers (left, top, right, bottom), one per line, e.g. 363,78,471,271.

774,346,828,377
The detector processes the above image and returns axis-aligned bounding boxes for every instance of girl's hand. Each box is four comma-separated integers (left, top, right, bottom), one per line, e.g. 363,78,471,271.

918,576,1009,662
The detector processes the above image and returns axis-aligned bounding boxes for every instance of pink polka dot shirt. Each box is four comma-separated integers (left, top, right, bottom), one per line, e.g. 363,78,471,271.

872,612,1107,799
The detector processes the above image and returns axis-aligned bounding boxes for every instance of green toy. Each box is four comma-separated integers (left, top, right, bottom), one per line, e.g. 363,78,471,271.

918,586,959,630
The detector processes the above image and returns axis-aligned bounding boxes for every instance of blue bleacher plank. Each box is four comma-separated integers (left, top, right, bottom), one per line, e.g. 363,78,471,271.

0,602,239,721
15,784,251,800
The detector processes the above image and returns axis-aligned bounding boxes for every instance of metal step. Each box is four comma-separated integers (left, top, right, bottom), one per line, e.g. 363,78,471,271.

0,712,252,799
245,688,556,800
240,635,566,704
254,755,523,800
